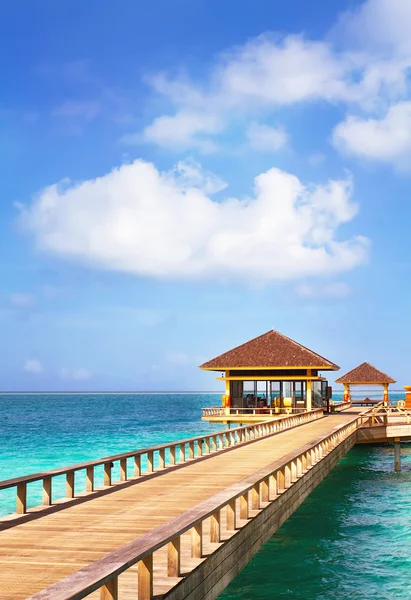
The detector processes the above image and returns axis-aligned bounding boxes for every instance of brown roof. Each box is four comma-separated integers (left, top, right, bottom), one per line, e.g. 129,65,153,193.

335,362,396,384
200,330,339,371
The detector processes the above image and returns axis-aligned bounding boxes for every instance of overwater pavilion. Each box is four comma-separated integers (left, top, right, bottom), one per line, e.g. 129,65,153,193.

335,362,396,406
200,330,339,423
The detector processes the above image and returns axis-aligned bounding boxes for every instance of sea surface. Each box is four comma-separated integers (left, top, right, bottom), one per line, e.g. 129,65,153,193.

1,392,410,599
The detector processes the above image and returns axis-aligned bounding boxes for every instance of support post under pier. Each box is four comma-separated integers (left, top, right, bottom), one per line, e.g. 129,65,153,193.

394,438,401,472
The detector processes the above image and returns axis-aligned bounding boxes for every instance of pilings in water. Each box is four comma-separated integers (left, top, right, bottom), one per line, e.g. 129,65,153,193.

394,438,401,472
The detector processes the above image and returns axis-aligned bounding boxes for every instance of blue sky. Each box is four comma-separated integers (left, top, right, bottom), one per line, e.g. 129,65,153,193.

1,0,411,391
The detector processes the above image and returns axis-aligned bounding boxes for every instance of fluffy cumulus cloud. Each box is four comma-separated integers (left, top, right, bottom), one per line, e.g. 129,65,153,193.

20,160,368,284
333,101,411,167
24,359,44,374
126,0,411,167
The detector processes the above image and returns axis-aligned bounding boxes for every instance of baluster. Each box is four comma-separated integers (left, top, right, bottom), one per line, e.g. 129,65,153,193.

197,439,203,456
170,446,176,465
168,536,181,577
189,441,194,459
134,455,141,477
146,451,154,473
16,482,27,514
261,478,269,503
191,522,203,558
210,510,221,543
119,458,127,481
240,493,249,519
269,473,278,500
205,438,210,454
66,472,75,499
251,484,260,510
104,462,112,486
86,465,94,491
179,444,185,463
159,448,165,469
284,464,291,488
43,476,52,506
226,499,236,530
100,577,118,600
138,554,153,600
277,468,285,492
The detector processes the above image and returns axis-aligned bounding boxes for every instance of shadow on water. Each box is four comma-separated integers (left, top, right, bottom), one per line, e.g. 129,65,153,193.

219,444,411,600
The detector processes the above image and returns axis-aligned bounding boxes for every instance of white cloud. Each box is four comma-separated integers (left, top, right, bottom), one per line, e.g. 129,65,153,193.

24,359,44,374
61,367,92,381
333,101,411,167
9,293,36,310
125,0,411,162
246,122,287,151
136,111,222,153
296,281,351,298
20,160,368,284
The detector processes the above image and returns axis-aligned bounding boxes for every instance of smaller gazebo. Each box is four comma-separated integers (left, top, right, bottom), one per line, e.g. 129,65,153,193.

335,362,396,405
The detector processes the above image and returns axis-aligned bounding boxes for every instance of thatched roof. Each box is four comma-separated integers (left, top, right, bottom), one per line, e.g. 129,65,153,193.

335,362,396,384
200,330,339,371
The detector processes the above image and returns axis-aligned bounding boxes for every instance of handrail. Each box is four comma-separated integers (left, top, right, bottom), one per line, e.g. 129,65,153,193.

0,409,324,517
28,412,359,600
202,406,320,417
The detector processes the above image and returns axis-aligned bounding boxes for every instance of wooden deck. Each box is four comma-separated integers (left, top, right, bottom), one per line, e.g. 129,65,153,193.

0,409,364,600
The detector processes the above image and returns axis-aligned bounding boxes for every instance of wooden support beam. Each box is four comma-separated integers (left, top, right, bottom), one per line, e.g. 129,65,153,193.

147,451,154,473
104,462,112,486
240,494,249,520
134,455,141,477
158,448,165,469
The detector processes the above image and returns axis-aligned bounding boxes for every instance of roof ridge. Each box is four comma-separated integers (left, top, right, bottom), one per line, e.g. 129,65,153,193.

270,329,337,369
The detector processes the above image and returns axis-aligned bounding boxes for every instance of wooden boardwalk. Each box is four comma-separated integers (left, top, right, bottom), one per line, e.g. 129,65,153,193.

0,409,364,600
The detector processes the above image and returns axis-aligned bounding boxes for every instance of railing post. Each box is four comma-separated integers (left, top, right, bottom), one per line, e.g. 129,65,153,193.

240,493,249,520
138,554,153,600
43,476,52,506
284,464,291,488
191,522,203,558
134,455,141,477
205,438,210,454
210,510,221,543
16,482,27,514
226,498,236,530
147,451,154,473
251,484,260,510
168,536,181,577
291,460,297,482
179,444,185,463
100,577,118,600
159,448,165,469
197,439,203,456
269,473,278,500
261,478,269,503
277,469,285,492
66,471,75,499
104,462,112,486
86,465,94,491
170,446,176,465
119,458,127,481
189,441,195,459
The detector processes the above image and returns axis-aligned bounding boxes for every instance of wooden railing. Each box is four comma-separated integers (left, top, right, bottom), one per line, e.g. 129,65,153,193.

0,409,324,518
331,401,352,413
28,413,358,600
202,406,320,417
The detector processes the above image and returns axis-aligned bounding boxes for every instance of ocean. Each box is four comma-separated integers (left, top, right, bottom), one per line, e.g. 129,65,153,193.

1,392,409,599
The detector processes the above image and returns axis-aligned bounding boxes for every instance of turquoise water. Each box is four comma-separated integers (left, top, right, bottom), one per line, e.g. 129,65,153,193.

2,392,410,599
220,444,411,600
0,393,220,516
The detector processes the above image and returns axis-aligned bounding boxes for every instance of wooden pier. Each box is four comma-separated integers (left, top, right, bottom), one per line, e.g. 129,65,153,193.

0,404,410,600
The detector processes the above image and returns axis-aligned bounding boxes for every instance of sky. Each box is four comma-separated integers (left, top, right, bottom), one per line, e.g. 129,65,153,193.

1,0,411,392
